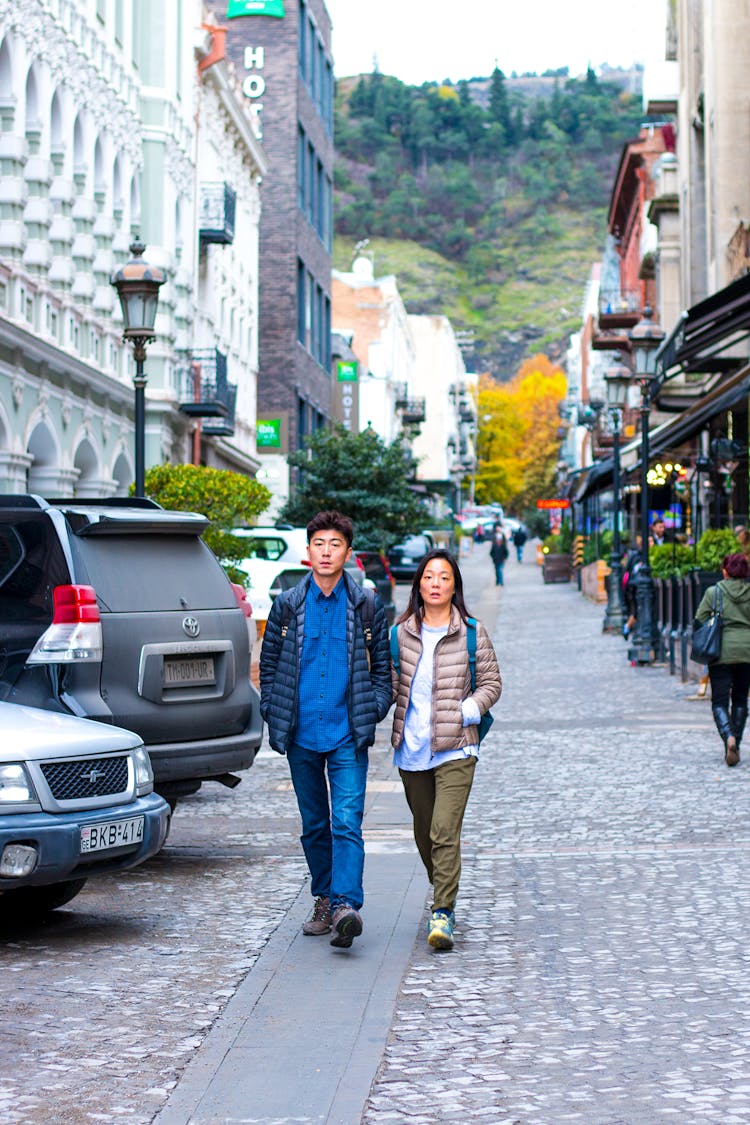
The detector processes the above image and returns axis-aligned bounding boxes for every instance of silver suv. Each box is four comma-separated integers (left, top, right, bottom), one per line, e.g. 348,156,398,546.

0,496,263,806
0,700,169,917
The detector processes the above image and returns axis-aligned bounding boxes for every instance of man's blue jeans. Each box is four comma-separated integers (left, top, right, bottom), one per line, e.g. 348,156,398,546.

287,741,368,910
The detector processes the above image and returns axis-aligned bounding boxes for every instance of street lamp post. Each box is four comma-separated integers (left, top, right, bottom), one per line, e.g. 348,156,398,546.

602,355,631,633
110,239,165,497
627,306,665,664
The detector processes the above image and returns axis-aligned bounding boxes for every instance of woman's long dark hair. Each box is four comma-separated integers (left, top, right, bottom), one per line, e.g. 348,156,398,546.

397,548,472,626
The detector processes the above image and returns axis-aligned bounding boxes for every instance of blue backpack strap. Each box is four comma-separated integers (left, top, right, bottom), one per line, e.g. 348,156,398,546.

467,617,477,691
390,623,400,673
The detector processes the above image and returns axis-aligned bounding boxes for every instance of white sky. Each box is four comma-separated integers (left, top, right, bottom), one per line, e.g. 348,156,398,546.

324,0,662,84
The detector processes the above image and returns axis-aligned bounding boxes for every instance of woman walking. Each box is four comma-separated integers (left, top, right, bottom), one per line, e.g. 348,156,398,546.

391,548,501,950
694,552,750,766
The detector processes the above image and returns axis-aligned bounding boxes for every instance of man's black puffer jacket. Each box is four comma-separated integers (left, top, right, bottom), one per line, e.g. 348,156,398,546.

259,570,392,754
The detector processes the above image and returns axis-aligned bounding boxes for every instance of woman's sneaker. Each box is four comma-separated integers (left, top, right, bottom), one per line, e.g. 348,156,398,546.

427,909,455,950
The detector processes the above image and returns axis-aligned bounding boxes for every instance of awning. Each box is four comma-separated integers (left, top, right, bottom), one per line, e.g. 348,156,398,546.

574,458,615,502
657,272,750,381
619,363,750,472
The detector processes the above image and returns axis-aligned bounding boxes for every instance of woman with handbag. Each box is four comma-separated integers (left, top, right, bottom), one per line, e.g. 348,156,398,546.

694,552,750,766
390,548,501,950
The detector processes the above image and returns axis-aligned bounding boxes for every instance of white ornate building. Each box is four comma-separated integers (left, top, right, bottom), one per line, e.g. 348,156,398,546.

0,0,266,495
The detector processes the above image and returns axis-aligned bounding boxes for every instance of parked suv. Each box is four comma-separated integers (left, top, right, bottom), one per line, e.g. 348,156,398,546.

0,496,263,806
0,700,169,917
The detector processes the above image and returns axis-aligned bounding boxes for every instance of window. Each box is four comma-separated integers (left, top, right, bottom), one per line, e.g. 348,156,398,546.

324,296,331,369
298,1,307,81
297,394,307,450
307,142,315,224
297,259,305,345
297,126,306,211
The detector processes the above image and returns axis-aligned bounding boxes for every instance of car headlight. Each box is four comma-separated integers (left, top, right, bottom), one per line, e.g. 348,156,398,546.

132,746,154,796
0,763,38,804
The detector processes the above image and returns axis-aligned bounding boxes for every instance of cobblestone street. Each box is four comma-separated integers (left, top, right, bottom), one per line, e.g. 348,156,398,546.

5,544,750,1123
364,548,750,1125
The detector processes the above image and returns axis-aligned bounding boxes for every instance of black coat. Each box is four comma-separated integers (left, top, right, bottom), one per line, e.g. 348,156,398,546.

259,570,392,754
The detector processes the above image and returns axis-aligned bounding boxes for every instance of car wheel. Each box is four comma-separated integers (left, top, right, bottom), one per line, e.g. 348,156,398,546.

3,878,88,917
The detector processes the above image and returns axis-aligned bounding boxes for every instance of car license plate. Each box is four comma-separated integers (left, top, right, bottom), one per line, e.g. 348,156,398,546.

80,816,144,854
163,655,216,686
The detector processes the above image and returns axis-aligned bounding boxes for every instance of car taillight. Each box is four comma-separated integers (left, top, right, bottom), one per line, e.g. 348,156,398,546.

354,555,366,572
230,582,253,619
26,584,103,664
382,558,396,588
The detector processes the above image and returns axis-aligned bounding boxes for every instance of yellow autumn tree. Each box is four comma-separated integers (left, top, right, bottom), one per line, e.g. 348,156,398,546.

475,355,566,513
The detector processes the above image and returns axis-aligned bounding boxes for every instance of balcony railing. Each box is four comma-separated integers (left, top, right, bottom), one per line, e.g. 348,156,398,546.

202,382,237,437
178,348,236,429
395,396,426,425
598,289,641,329
199,182,237,245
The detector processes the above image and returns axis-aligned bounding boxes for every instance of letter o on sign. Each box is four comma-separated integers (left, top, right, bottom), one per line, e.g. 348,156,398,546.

242,75,267,99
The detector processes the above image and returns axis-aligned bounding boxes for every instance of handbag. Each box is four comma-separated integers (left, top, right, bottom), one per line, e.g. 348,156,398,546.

691,585,724,664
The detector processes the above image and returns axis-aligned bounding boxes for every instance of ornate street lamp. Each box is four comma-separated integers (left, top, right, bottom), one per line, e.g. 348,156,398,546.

110,239,166,496
602,354,632,633
627,305,665,663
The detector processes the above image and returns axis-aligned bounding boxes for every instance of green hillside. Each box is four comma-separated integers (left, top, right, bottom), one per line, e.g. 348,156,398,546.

333,68,648,377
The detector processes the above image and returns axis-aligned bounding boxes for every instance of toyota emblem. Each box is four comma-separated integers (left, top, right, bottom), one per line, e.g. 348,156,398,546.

182,616,200,637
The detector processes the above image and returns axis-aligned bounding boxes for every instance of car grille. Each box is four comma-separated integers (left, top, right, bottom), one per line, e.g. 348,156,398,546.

40,755,129,800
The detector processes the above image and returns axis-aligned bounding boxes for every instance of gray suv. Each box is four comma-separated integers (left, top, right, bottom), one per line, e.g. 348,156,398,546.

0,495,263,806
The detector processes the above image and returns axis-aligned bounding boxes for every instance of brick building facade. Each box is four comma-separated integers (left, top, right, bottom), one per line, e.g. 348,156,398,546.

208,0,334,506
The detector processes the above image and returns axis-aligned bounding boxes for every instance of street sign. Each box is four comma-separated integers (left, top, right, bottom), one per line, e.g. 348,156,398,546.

537,499,570,509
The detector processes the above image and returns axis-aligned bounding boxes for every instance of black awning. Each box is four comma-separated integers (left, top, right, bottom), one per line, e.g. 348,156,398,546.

657,272,750,379
620,364,750,472
574,458,615,501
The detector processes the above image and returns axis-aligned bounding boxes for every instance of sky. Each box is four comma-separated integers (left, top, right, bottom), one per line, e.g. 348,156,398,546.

324,0,661,85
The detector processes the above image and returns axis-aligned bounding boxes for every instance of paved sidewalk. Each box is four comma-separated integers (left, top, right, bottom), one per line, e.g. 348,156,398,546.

157,543,750,1124
364,550,750,1125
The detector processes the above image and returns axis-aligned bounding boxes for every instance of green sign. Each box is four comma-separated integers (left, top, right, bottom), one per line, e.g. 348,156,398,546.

227,0,285,16
257,419,281,448
337,360,358,382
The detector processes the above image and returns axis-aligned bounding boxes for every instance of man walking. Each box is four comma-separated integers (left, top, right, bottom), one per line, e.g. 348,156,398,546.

260,511,392,949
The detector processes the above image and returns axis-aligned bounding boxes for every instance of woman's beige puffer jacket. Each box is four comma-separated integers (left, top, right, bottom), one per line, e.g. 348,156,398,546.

391,606,502,752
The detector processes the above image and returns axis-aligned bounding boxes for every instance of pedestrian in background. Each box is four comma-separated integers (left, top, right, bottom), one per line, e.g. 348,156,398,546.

512,524,527,562
694,552,750,767
260,510,392,948
390,548,501,950
489,524,509,586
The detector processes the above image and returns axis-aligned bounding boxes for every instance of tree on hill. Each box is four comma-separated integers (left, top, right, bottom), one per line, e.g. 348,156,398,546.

280,426,428,551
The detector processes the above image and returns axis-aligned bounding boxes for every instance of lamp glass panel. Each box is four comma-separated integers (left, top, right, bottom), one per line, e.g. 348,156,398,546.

605,375,629,406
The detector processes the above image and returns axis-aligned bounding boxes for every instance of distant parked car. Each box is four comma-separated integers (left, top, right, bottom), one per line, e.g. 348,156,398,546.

0,700,169,918
353,550,396,625
387,533,434,581
0,495,263,808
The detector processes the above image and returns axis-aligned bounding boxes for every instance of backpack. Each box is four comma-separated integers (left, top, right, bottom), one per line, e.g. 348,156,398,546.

280,585,376,657
390,617,494,743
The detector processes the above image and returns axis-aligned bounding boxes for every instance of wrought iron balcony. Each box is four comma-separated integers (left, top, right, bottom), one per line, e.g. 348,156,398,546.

202,382,237,437
178,348,236,427
598,289,641,330
395,396,426,425
199,182,237,245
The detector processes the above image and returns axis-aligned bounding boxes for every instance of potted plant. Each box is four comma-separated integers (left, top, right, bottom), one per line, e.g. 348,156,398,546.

541,521,573,583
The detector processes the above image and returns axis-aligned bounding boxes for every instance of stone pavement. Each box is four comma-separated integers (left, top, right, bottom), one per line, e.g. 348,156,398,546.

363,547,750,1125
4,543,748,1124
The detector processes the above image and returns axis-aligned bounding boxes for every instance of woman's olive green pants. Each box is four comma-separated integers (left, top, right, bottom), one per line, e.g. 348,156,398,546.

399,756,476,913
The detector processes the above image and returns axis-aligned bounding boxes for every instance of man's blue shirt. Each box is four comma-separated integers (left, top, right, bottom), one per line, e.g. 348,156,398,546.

296,575,351,751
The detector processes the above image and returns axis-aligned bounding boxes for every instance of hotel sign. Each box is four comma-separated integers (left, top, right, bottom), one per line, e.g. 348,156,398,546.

227,1,285,17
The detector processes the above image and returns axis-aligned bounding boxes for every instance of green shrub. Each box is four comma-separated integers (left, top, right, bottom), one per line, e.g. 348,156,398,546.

649,543,696,578
696,527,741,573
